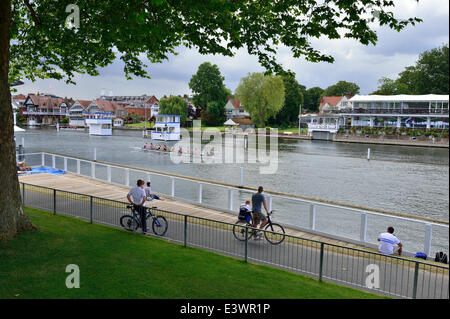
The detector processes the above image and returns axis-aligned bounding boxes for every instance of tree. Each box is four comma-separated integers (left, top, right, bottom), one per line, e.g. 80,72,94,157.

407,44,449,94
235,73,285,127
1,0,421,240
189,62,228,110
269,75,303,127
371,77,410,95
322,81,360,97
159,96,188,125
372,44,449,95
203,100,226,126
304,87,324,112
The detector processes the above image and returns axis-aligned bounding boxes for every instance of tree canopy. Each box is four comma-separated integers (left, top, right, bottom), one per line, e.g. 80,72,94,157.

322,81,360,97
188,62,229,125
268,75,303,127
8,0,421,84
235,72,285,127
158,96,188,125
304,87,325,112
189,62,228,110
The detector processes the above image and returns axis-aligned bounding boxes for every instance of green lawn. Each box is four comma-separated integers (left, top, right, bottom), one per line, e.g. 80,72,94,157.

185,126,227,132
0,208,386,299
125,121,154,128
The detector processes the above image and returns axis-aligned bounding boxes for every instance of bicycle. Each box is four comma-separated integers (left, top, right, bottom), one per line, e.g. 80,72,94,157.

232,210,285,245
120,205,168,236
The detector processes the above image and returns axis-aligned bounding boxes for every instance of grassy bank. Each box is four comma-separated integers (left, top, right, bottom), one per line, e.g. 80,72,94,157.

125,121,154,128
0,208,386,299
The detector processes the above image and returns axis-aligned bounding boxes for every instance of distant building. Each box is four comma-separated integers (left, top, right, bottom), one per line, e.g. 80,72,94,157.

86,99,126,118
319,95,352,114
100,95,158,119
113,118,124,127
23,93,72,125
223,97,254,129
300,94,449,140
68,100,91,126
13,94,26,107
225,97,250,119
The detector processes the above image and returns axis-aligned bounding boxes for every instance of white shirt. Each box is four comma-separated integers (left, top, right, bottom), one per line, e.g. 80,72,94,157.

378,232,401,255
144,186,152,197
128,186,146,206
240,204,251,211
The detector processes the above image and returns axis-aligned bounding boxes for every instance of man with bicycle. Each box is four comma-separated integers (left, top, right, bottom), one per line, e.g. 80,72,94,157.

127,179,147,233
252,186,269,239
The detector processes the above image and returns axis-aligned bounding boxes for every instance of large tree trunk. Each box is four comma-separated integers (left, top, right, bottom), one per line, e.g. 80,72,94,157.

0,0,34,241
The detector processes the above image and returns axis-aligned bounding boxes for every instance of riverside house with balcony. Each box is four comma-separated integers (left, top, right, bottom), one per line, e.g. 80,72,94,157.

23,93,72,126
300,94,449,140
68,100,92,126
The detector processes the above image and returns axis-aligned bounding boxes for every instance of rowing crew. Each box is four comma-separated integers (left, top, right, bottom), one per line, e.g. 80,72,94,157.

142,143,213,156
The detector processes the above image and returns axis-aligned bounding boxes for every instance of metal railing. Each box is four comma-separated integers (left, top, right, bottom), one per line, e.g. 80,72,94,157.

16,151,449,258
19,182,449,299
23,111,68,116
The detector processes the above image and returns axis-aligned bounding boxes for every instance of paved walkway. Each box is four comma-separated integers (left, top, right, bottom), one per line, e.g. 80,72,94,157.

19,172,370,249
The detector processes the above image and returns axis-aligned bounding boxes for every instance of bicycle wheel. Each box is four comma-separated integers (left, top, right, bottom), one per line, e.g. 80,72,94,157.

232,221,254,241
264,223,285,245
152,216,168,236
120,215,139,231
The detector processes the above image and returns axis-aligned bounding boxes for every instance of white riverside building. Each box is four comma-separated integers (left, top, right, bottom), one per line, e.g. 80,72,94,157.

85,112,114,135
300,94,449,140
151,115,181,141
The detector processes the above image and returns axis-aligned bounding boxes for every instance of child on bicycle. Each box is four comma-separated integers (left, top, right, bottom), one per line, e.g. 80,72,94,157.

239,200,253,224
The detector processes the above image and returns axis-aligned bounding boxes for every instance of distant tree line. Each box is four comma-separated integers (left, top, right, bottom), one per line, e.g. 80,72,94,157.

372,44,449,95
184,45,447,128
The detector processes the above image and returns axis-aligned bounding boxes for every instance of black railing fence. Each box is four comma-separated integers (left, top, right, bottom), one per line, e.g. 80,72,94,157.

20,182,449,299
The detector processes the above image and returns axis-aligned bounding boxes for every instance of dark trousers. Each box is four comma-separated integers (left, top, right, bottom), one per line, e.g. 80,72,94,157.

134,204,147,233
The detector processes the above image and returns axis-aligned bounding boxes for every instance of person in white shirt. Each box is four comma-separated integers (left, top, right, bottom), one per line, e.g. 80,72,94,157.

127,179,147,233
378,227,403,255
239,200,253,226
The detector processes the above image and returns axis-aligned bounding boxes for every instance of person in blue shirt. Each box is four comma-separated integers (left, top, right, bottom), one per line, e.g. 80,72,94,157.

252,186,269,238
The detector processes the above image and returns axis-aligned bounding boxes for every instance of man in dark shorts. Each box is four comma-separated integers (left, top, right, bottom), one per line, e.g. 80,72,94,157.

252,186,269,238
127,179,147,233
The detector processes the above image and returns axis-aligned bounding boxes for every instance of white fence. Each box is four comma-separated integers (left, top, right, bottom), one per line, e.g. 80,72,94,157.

17,151,449,258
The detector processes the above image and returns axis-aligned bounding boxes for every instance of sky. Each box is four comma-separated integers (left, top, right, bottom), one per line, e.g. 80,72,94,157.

15,0,449,100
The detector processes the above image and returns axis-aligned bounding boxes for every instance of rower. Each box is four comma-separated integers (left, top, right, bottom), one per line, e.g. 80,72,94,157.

143,143,148,150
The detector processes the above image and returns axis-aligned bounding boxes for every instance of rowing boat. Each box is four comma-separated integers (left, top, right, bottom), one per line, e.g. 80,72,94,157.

132,146,214,157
